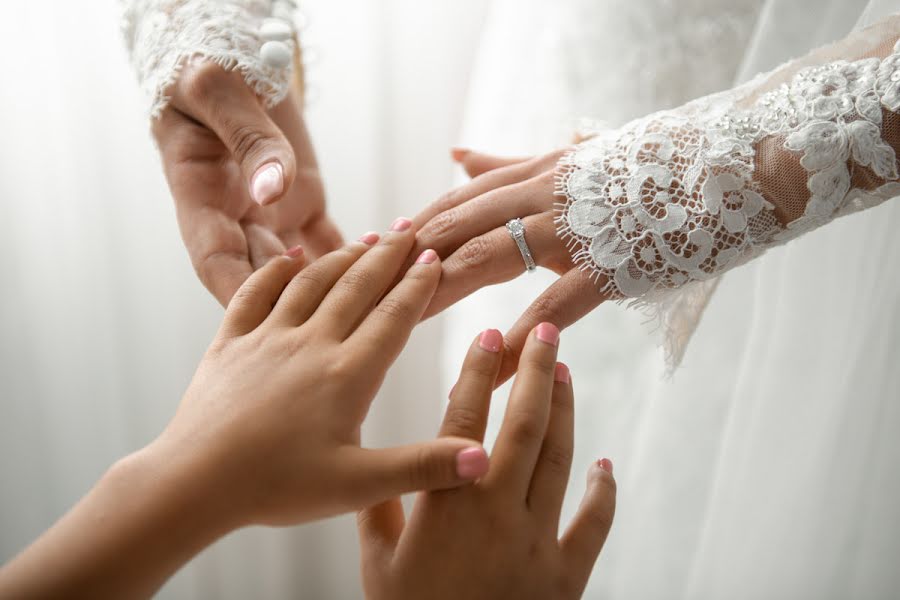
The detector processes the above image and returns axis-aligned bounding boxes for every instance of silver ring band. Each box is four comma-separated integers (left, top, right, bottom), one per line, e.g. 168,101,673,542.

506,218,537,273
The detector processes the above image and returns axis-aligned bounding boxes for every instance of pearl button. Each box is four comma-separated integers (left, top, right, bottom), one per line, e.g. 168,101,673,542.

260,18,293,42
260,41,292,69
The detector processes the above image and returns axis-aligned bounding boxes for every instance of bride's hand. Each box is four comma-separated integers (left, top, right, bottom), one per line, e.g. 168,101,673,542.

410,149,609,383
152,63,344,307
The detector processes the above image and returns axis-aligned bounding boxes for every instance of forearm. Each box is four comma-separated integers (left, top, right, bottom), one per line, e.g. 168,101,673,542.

0,440,232,599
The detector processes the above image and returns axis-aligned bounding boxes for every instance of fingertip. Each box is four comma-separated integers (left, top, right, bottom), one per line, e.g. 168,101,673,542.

554,362,571,385
251,161,285,206
283,245,304,259
451,147,470,163
534,322,561,347
455,446,489,480
478,328,504,353
415,249,439,265
597,457,614,476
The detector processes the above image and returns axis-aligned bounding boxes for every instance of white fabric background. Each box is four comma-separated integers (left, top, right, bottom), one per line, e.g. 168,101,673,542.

0,1,487,598
445,0,900,598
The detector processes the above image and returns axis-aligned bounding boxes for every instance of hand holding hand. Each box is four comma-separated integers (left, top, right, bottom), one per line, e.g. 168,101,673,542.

359,323,616,600
152,62,344,306
410,149,609,384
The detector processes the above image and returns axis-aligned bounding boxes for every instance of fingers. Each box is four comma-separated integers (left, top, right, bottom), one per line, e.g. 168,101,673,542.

174,63,296,206
412,176,550,272
312,219,417,338
412,159,538,229
497,269,609,385
344,439,490,507
422,213,565,319
484,323,561,496
219,247,306,337
437,330,504,441
527,363,575,526
346,249,442,372
357,499,405,564
268,238,375,327
559,460,617,596
452,148,531,178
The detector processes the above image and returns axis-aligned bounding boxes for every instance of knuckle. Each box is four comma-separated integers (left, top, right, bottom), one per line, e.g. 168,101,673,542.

224,122,271,165
522,353,557,378
409,447,445,488
181,62,227,100
443,406,484,435
420,210,459,244
455,237,493,271
524,294,563,326
374,296,415,325
506,412,544,448
541,442,573,473
336,268,377,295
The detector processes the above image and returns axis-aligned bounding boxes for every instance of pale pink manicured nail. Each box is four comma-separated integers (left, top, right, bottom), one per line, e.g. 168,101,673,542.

358,232,380,245
535,322,560,347
451,147,470,162
390,217,413,232
284,245,304,259
456,447,489,480
479,329,503,353
251,162,284,206
597,458,614,475
448,384,456,399
554,362,570,384
416,249,438,264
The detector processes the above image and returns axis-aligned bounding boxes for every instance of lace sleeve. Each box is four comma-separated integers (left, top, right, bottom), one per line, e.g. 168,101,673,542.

121,0,303,117
557,16,900,319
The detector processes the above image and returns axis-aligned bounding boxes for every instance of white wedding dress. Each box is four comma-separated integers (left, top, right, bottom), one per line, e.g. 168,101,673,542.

445,0,900,598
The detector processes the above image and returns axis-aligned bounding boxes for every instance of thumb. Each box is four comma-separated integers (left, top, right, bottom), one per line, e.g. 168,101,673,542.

179,65,297,206
451,148,530,179
347,439,489,506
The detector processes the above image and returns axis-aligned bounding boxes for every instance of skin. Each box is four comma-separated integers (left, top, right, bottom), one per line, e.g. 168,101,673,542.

0,221,490,599
153,62,344,306
410,149,611,384
359,324,617,600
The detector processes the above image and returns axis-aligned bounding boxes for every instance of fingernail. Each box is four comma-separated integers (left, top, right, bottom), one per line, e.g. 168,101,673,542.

597,458,614,475
448,384,456,399
390,217,413,232
251,162,284,206
416,249,439,265
554,362,570,384
456,447,489,480
358,232,380,245
451,147,470,162
284,245,304,259
535,322,560,347
479,329,503,353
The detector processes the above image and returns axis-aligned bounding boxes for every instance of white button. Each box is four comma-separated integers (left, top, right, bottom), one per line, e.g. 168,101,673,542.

260,18,293,42
260,41,292,69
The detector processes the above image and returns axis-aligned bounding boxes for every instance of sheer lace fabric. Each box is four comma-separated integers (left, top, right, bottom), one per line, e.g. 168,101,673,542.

557,16,900,351
121,0,300,117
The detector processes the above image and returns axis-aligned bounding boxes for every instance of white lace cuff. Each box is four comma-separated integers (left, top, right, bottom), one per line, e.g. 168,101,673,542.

122,0,301,117
556,18,900,365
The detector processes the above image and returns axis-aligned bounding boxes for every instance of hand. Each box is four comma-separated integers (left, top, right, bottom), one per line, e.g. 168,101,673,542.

152,62,344,306
157,220,489,528
358,323,617,600
410,149,609,384
0,221,490,599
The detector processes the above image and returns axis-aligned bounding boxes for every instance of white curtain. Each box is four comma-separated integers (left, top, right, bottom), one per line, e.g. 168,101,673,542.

0,1,487,597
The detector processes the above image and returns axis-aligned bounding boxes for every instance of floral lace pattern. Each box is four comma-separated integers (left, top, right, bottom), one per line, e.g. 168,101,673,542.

557,38,900,303
121,0,298,117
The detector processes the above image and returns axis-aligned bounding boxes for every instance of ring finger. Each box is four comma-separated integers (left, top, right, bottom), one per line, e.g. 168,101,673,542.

423,212,571,319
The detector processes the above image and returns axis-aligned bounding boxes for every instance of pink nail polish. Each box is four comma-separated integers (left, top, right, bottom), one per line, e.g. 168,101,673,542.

479,329,503,353
358,232,380,245
456,447,489,480
251,162,284,206
284,245,304,259
535,322,560,347
554,362,570,384
597,458,614,475
416,249,438,265
451,147,470,162
390,217,413,232
448,384,457,399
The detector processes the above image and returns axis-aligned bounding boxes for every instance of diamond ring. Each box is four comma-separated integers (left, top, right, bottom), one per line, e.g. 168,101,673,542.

506,218,537,273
